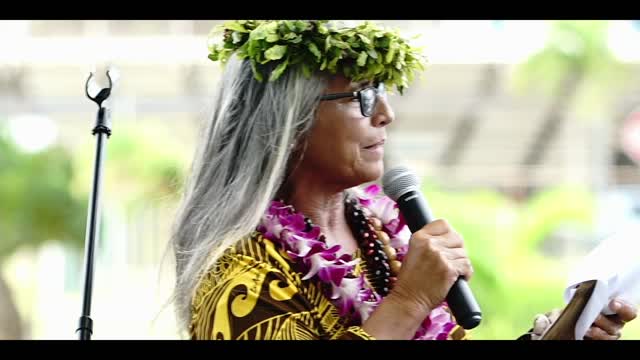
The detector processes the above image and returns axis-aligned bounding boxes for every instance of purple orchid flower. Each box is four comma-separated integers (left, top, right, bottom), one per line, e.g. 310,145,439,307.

257,196,456,341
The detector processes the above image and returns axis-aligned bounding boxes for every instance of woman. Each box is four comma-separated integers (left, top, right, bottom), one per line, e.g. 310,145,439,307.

171,20,636,340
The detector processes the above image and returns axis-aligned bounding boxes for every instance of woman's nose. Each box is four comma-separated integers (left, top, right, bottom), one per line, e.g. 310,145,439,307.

371,96,395,127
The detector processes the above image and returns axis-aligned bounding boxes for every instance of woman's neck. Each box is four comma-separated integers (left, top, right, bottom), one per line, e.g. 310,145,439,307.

280,175,358,255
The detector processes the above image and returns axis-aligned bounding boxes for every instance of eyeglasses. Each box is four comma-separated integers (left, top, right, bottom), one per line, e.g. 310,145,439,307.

320,82,386,117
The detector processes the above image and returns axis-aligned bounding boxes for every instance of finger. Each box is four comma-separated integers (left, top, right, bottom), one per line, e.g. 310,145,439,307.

610,299,638,323
425,233,463,249
421,219,452,237
443,247,468,261
593,314,623,336
443,231,464,249
585,326,620,340
546,308,562,323
413,234,463,252
532,314,551,335
453,257,474,281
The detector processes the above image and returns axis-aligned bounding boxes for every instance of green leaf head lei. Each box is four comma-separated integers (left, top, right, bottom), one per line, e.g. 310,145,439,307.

207,20,427,95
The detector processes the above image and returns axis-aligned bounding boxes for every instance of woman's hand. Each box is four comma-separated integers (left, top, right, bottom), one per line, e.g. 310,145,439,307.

585,298,637,340
531,298,637,340
390,219,474,317
362,219,473,340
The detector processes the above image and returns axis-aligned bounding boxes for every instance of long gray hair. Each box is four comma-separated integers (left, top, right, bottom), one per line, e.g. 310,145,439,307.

170,55,327,333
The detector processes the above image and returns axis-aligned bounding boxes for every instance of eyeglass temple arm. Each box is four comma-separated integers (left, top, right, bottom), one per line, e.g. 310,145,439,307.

320,92,358,101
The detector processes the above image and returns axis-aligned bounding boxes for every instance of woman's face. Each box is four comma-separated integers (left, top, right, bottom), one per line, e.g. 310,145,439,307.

296,75,395,189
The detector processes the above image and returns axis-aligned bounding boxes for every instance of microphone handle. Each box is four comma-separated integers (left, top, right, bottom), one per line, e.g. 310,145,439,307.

396,191,482,330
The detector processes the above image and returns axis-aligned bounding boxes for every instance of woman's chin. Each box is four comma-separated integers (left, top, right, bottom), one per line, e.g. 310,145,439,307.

355,163,384,185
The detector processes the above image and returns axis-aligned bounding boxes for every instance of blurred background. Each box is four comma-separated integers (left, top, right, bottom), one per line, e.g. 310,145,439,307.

1,20,640,340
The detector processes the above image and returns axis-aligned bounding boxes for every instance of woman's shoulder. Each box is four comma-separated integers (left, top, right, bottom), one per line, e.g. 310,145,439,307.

192,233,298,308
190,232,319,339
204,232,295,279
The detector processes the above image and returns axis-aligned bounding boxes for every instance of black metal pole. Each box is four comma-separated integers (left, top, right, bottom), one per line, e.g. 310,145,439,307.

77,72,113,340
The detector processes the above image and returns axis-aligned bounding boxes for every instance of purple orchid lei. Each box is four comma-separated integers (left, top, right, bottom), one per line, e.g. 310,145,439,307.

257,184,457,340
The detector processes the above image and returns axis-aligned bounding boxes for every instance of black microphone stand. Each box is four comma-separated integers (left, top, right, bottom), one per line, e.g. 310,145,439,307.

76,70,114,340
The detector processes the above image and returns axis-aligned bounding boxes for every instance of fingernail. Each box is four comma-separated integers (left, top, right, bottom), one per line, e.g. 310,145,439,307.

584,329,592,339
611,300,621,311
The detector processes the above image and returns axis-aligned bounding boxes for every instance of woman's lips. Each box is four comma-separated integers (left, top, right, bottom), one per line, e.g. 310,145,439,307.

364,139,385,149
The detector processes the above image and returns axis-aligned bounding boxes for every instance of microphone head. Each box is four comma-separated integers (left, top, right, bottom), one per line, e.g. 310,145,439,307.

382,166,421,201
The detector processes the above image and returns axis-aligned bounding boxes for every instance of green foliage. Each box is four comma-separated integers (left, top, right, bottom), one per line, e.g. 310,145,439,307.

511,20,630,115
513,22,615,91
208,20,427,94
0,128,86,260
514,187,595,254
70,122,187,208
0,119,188,261
421,179,597,339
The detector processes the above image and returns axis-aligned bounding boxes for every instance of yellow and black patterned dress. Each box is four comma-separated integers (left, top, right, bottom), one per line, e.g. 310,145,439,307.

189,230,469,340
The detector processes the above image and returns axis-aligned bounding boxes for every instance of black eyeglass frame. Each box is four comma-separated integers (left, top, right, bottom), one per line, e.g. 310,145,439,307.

320,82,386,117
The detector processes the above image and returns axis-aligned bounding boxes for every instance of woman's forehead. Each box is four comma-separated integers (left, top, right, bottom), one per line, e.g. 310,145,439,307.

327,76,374,91
350,80,374,90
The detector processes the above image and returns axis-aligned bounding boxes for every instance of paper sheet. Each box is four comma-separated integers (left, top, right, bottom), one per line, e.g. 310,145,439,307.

564,223,640,339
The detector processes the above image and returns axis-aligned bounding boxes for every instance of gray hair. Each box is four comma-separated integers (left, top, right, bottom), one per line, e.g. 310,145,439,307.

170,55,327,333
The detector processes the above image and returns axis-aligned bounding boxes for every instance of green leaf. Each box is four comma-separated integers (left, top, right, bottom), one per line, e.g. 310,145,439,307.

343,66,352,78
283,33,298,40
235,42,249,58
250,22,276,41
328,54,340,71
301,62,312,78
207,20,428,95
250,60,264,82
372,63,384,74
357,33,371,45
264,44,288,60
307,42,322,61
320,57,327,70
377,37,391,48
264,22,278,32
247,39,259,58
224,48,235,59
224,21,248,33
385,43,397,64
285,21,297,32
346,48,359,58
395,48,406,69
357,51,368,66
269,58,289,81
332,39,350,49
294,21,309,32
325,36,332,51
232,31,244,44
208,53,219,62
250,27,268,40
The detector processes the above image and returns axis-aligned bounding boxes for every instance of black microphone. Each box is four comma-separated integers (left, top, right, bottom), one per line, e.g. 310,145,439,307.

382,165,482,330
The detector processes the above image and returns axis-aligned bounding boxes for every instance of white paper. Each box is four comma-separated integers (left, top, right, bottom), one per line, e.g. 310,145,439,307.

563,223,640,340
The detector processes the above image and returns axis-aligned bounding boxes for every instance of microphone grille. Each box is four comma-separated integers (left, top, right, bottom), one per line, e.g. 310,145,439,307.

382,166,420,201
